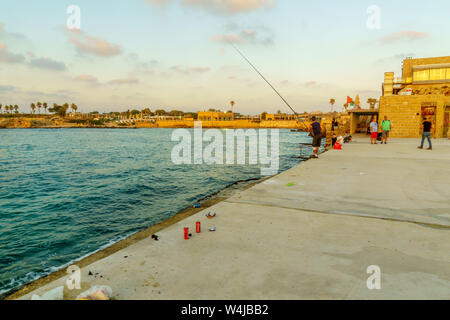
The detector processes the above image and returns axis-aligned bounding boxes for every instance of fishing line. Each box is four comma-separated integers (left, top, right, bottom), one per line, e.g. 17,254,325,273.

228,41,309,130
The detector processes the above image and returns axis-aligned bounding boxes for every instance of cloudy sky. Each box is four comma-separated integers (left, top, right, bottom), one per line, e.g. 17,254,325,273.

1,0,449,114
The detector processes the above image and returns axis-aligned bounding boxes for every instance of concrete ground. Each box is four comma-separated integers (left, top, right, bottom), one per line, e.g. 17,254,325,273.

17,137,450,300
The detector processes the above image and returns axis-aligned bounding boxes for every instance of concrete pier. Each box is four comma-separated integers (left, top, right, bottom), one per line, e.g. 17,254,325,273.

15,137,450,300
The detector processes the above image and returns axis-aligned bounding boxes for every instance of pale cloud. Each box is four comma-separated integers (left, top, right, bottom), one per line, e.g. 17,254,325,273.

170,65,210,74
22,90,74,100
379,31,429,44
146,0,170,5
0,85,17,92
211,25,274,46
145,0,275,14
108,77,139,84
300,81,321,88
0,21,27,40
67,29,122,57
29,57,67,71
376,53,415,64
127,52,158,71
211,34,243,44
74,74,98,82
0,42,26,64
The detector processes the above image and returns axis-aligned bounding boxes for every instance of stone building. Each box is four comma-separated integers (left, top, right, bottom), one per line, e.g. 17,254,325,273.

379,56,450,138
261,112,297,121
197,111,234,121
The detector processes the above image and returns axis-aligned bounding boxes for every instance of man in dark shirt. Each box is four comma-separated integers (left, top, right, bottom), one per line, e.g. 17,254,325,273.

310,116,322,158
331,118,338,131
418,117,432,150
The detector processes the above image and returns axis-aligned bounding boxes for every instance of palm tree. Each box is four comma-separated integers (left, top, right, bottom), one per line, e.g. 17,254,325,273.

14,105,19,114
62,103,69,117
37,102,42,114
0,104,2,113
31,103,36,114
329,98,336,112
71,103,78,114
43,102,48,114
367,98,378,109
4,105,8,113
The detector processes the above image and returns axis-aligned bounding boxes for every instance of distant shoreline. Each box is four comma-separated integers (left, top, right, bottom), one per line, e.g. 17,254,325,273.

0,125,308,130
0,116,316,130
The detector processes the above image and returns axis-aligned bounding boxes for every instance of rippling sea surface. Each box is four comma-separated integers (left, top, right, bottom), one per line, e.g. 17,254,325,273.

0,128,314,295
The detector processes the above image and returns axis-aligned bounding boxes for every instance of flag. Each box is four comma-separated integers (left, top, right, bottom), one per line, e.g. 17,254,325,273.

347,96,353,104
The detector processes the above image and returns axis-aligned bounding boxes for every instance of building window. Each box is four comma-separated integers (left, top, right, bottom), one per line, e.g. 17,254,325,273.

430,68,446,81
414,69,430,81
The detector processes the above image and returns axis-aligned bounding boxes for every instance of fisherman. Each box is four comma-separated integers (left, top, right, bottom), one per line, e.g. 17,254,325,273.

309,116,322,158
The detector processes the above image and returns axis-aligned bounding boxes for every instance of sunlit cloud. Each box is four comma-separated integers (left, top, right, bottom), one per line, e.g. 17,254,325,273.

67,29,122,57
108,77,139,84
379,31,429,44
74,74,98,82
145,0,275,14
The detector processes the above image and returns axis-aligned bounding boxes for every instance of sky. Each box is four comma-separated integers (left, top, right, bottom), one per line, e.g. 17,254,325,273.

0,0,449,114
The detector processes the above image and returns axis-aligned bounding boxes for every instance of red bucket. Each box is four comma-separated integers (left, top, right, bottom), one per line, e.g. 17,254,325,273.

184,227,189,240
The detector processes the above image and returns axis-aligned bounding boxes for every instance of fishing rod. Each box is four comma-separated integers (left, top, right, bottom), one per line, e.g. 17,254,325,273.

228,41,309,130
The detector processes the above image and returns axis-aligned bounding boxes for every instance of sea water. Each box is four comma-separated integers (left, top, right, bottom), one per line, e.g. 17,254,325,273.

0,128,315,295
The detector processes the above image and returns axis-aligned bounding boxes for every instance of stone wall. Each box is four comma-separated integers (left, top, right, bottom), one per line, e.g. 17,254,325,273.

379,94,450,138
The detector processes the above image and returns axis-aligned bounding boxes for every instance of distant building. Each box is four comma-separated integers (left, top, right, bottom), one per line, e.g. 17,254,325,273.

379,56,450,138
261,112,297,121
197,111,234,121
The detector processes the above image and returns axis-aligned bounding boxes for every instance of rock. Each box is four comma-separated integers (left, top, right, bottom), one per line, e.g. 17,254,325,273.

76,286,113,300
31,286,64,300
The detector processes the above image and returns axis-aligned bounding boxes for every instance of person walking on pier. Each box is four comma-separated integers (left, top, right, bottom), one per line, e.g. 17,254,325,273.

381,116,392,144
370,117,378,144
309,116,322,158
418,117,433,150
